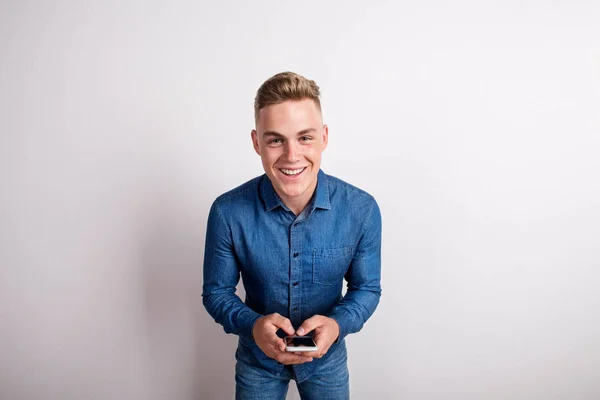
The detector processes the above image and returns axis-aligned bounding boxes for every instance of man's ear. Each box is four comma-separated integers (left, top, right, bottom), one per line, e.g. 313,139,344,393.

251,130,261,156
321,124,329,150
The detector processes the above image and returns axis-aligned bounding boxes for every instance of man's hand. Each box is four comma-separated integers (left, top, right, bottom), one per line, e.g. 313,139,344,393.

295,315,340,359
252,313,313,365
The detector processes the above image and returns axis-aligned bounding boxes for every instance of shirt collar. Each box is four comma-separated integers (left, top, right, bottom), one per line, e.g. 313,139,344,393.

261,169,331,212
313,169,331,211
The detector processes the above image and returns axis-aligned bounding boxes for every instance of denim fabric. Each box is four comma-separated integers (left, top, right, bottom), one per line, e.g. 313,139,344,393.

202,169,381,384
235,341,349,400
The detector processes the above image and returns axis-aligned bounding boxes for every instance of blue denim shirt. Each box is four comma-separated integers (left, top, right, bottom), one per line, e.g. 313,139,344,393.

202,169,382,382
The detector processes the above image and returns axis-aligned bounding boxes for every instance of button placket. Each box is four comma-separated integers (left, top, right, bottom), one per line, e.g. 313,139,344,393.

289,221,302,326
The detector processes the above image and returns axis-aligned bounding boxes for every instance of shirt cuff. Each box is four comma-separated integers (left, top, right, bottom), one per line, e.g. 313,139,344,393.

238,310,263,342
327,310,353,342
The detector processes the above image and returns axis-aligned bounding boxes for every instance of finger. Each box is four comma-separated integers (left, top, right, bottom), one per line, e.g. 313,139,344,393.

312,334,328,351
301,352,322,359
260,330,287,352
277,352,313,365
269,313,295,336
265,336,286,352
303,333,330,358
277,337,286,352
296,315,323,336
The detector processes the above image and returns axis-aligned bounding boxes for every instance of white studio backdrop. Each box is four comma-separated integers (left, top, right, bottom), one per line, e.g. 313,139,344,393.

1,1,599,399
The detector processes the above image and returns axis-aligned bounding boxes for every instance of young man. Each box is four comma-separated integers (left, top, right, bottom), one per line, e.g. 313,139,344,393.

202,72,382,399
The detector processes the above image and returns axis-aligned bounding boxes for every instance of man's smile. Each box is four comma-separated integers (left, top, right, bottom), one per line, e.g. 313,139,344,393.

278,167,307,177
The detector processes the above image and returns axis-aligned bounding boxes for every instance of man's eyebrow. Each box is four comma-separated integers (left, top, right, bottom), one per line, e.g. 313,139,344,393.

297,128,317,136
262,131,284,138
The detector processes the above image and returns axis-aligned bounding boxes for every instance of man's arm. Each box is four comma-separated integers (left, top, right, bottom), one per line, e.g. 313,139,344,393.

327,198,382,341
202,201,262,341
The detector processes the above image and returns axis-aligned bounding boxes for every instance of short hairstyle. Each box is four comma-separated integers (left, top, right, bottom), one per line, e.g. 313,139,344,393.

254,71,321,124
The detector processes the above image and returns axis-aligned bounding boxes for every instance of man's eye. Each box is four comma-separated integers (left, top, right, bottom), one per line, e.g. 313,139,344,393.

269,138,283,144
300,136,312,141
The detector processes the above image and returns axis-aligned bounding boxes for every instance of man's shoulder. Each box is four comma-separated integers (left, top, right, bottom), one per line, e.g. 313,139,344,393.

212,175,263,208
325,172,377,205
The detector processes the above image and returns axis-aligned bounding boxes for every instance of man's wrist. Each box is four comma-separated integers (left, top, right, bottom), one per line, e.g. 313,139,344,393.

327,316,342,343
250,315,263,342
327,316,341,343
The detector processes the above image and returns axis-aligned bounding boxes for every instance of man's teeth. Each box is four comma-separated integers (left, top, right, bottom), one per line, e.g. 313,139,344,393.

280,168,305,176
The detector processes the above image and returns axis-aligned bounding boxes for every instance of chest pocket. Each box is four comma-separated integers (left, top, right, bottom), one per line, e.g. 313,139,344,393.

312,246,354,285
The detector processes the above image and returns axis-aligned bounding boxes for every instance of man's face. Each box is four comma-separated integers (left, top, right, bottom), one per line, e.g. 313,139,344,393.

251,99,328,208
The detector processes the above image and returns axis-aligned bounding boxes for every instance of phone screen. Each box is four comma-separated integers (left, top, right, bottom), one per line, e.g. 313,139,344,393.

285,336,316,347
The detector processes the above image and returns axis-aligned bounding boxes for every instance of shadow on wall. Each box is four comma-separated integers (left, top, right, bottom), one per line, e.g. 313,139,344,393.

139,190,239,400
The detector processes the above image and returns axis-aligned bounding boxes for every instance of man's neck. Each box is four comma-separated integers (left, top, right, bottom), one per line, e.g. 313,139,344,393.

277,181,317,216
283,197,310,216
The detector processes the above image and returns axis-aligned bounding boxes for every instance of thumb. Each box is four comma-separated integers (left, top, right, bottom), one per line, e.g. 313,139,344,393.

296,315,322,336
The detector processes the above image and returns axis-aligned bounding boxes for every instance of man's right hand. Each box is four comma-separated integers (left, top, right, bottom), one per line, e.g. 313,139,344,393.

252,313,313,365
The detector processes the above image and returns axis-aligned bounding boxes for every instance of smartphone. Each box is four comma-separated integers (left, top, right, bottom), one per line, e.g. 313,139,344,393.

284,336,318,352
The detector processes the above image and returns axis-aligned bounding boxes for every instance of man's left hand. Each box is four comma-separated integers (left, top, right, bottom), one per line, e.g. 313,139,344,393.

295,315,340,359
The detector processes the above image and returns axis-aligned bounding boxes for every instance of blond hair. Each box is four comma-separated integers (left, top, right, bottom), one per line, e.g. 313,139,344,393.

254,71,321,123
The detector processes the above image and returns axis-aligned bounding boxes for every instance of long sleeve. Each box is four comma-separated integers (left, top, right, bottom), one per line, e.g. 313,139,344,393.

328,199,382,341
202,201,262,341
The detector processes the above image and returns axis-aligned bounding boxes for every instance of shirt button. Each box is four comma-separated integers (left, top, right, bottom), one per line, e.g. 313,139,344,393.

293,252,299,258
293,307,298,312
293,282,299,287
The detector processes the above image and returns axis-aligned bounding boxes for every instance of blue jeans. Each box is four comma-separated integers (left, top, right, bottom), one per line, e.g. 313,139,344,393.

235,351,350,400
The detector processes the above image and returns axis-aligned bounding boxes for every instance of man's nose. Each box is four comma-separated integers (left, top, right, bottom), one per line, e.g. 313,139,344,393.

283,140,300,161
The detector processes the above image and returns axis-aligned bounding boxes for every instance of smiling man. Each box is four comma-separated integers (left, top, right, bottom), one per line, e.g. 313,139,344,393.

202,72,382,400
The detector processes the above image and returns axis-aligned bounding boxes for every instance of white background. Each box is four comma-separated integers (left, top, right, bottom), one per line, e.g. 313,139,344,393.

1,1,599,399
